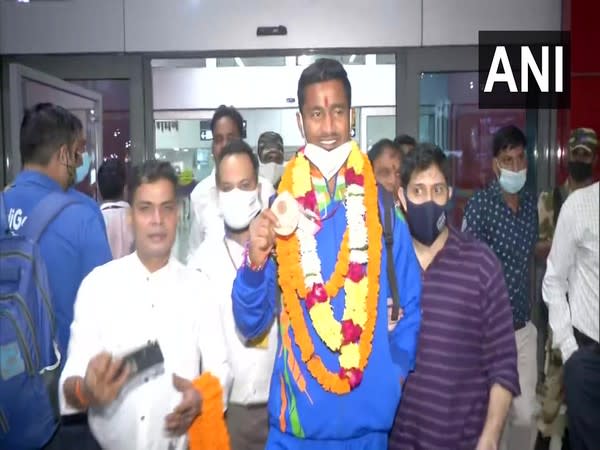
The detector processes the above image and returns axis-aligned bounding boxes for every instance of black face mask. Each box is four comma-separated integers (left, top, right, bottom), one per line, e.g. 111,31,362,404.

405,198,447,246
568,161,593,183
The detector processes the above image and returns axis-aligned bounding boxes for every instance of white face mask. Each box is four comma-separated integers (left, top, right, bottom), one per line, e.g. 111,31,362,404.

303,142,352,181
218,188,261,230
298,112,353,181
259,162,284,185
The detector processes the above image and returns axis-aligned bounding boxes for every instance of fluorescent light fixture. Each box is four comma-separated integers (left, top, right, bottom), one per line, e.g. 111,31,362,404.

234,57,245,67
349,54,356,63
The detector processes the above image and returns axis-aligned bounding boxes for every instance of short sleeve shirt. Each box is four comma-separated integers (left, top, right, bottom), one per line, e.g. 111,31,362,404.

462,180,539,325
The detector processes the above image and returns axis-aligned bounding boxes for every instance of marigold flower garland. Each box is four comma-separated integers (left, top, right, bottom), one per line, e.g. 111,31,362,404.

275,141,382,394
188,372,230,450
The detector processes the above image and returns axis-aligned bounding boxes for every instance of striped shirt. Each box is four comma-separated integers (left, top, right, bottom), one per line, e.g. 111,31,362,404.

543,182,599,361
390,227,520,450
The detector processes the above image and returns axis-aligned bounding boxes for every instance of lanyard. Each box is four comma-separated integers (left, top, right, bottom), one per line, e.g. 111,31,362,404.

223,237,239,271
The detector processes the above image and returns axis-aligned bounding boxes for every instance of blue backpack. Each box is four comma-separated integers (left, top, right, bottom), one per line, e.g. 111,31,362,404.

0,191,77,449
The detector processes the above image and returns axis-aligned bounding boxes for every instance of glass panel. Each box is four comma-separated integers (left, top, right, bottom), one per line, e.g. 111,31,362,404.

19,77,101,198
366,115,395,151
154,119,213,183
419,71,527,227
154,106,399,182
217,56,286,67
376,54,396,65
23,80,95,111
296,54,368,66
151,52,397,260
70,80,131,180
151,53,395,113
151,58,207,68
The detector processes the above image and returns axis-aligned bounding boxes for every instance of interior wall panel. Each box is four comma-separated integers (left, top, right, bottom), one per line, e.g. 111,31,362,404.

422,0,562,46
124,0,421,52
0,0,125,54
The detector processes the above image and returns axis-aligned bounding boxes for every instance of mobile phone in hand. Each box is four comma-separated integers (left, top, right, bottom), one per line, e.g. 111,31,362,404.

119,341,164,380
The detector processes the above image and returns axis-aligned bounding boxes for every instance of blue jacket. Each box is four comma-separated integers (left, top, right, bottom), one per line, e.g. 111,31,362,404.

4,170,112,355
232,193,422,450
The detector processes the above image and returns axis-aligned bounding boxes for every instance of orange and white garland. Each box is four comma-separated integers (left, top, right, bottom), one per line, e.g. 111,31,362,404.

275,141,382,394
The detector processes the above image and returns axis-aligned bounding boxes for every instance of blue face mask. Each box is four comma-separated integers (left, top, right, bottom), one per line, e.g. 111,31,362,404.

76,152,92,184
498,168,527,194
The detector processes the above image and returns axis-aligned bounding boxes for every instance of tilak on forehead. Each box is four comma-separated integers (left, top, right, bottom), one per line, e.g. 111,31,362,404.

324,96,329,107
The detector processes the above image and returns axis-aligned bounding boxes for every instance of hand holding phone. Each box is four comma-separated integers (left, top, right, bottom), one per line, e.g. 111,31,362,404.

120,341,164,379
83,352,130,408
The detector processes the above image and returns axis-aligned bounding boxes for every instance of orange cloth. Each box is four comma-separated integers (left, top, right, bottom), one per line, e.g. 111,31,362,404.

188,373,230,450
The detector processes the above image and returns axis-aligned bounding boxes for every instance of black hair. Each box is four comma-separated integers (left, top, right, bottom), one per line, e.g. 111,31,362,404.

128,160,178,204
394,134,417,148
20,102,83,166
492,125,527,157
368,139,402,165
297,58,352,113
215,139,259,185
98,159,127,201
210,105,244,137
400,142,449,188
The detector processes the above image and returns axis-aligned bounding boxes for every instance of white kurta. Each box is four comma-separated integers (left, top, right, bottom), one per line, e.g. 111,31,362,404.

60,253,232,450
100,200,134,259
188,237,277,405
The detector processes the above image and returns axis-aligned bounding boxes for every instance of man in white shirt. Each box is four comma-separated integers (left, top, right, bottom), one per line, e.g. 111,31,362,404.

60,160,232,450
187,105,275,261
98,158,134,259
188,140,277,450
542,181,599,450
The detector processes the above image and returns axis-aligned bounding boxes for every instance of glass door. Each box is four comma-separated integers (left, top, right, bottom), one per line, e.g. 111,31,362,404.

7,63,103,198
359,106,396,151
418,71,530,228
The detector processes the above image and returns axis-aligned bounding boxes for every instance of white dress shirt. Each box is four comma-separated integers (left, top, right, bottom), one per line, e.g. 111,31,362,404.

543,182,599,361
60,253,232,450
188,237,277,405
187,170,275,262
100,200,134,259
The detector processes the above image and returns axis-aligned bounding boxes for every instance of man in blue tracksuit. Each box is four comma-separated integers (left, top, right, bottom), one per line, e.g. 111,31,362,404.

232,59,422,450
3,103,112,449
